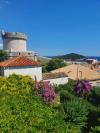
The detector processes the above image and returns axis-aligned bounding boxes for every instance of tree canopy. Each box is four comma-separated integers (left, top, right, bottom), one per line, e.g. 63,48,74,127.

46,58,66,71
0,50,8,62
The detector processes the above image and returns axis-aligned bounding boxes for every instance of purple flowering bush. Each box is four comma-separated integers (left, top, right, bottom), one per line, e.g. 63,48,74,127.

74,80,91,98
34,81,56,103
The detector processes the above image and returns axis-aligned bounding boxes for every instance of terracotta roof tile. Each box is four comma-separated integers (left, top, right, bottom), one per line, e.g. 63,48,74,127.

51,64,100,81
43,72,68,80
0,56,40,67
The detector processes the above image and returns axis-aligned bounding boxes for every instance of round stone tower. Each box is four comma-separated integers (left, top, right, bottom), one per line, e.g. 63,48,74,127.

1,31,27,52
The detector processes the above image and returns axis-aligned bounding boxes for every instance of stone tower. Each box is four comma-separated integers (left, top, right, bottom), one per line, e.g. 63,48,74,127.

1,30,37,61
1,31,27,52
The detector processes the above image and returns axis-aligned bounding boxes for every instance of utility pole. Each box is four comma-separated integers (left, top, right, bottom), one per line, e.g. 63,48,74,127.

77,64,79,79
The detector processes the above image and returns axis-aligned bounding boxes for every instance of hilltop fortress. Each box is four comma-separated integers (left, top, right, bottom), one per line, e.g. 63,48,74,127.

1,30,37,61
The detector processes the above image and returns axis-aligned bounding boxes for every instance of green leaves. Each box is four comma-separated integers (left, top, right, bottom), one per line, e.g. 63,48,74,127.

1,74,99,132
46,58,66,72
0,74,68,132
0,50,8,62
63,99,89,128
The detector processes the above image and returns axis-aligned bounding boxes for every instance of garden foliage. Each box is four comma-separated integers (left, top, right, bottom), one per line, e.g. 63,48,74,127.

74,80,91,98
0,74,100,132
0,74,73,132
34,81,56,103
54,79,100,132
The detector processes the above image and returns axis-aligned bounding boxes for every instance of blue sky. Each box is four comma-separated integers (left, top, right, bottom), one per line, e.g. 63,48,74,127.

0,0,100,56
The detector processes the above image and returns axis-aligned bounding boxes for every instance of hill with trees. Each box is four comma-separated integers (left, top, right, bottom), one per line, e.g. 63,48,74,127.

48,53,86,60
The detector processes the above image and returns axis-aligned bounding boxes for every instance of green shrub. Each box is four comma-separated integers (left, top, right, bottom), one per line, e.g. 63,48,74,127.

59,90,75,102
91,126,100,133
1,74,99,132
85,107,100,133
65,123,81,133
0,50,8,62
63,98,89,128
0,93,68,132
7,74,34,88
65,79,76,93
1,74,34,95
89,87,100,106
54,79,75,94
47,58,66,71
93,87,100,95
0,74,80,133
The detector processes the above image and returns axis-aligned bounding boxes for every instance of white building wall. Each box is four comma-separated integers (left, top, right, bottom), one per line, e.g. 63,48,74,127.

3,39,27,52
90,80,100,87
44,77,68,85
4,66,42,81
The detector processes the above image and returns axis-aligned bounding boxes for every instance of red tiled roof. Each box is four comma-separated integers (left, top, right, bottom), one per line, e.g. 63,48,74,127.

0,56,41,67
51,64,100,81
43,72,68,80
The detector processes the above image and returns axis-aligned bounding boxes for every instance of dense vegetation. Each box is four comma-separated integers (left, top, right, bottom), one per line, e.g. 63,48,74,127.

0,75,75,132
0,50,8,62
0,74,100,132
41,54,86,72
41,58,66,72
49,53,86,60
54,80,100,133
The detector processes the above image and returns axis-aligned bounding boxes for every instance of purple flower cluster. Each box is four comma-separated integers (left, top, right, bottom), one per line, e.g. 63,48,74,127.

84,81,91,93
74,80,91,97
35,81,56,103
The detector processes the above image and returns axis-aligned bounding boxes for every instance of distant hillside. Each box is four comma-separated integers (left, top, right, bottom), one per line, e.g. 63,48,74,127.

48,53,86,60
37,55,51,63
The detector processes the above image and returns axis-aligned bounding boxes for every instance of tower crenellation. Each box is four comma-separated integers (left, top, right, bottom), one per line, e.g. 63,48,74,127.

1,30,37,61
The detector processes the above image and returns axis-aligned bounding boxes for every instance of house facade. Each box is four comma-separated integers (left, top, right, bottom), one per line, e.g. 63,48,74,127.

43,72,68,85
0,56,42,81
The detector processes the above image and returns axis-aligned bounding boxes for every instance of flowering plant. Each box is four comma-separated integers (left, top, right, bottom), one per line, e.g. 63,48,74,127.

34,81,56,103
74,80,91,98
